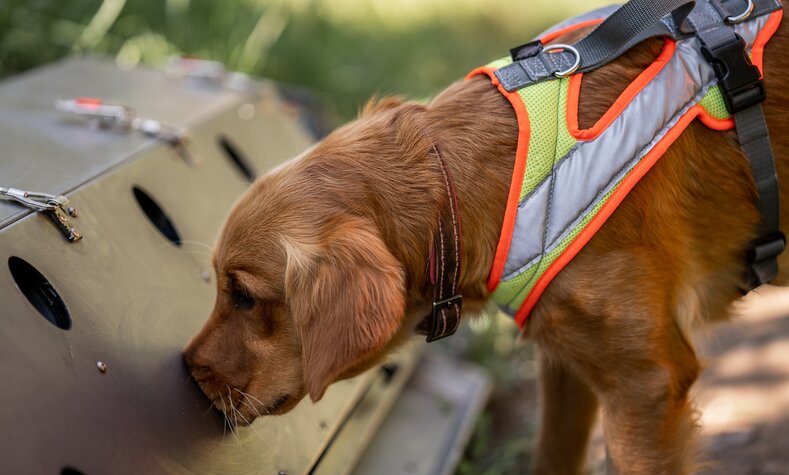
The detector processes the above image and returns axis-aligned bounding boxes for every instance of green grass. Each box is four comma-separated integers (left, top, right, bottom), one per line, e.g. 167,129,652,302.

0,0,611,120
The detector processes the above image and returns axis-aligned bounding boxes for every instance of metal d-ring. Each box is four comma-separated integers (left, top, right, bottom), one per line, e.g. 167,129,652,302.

545,44,581,78
727,0,754,23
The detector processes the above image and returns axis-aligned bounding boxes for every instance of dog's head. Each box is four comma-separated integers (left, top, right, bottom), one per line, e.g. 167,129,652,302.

183,106,419,422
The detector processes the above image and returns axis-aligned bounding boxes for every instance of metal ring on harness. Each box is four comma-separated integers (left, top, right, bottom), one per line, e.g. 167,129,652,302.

727,0,754,23
546,44,581,78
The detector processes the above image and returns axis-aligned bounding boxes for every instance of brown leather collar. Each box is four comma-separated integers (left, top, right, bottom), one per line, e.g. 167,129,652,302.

415,144,463,342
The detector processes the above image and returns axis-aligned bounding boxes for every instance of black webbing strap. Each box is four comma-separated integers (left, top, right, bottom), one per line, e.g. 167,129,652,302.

695,0,785,288
570,0,695,69
497,0,696,91
736,105,786,287
497,0,781,92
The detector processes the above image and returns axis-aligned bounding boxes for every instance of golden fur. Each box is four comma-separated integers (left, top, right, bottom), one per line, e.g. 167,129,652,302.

184,13,789,474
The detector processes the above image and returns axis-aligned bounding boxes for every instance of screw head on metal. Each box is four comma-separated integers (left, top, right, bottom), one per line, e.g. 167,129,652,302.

67,207,78,217
96,361,108,373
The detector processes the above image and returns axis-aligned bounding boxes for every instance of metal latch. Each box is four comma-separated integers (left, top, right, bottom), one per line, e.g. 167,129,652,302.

0,187,82,242
55,98,195,165
164,56,265,96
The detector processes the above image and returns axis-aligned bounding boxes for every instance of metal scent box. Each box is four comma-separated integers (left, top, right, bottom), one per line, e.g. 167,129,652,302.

0,57,421,474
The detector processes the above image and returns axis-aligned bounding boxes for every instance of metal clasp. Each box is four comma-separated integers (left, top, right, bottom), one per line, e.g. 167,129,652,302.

55,97,194,164
164,56,264,96
55,97,134,129
546,44,582,78
426,294,463,342
727,0,754,23
0,187,82,242
0,187,67,211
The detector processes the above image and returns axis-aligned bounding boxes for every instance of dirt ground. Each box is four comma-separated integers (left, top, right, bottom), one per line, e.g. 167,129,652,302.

462,285,789,474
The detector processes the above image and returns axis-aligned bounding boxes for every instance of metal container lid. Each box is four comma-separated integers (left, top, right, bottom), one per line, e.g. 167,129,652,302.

0,56,242,227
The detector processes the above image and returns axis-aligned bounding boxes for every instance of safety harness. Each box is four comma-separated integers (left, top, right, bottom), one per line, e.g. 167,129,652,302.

420,0,784,339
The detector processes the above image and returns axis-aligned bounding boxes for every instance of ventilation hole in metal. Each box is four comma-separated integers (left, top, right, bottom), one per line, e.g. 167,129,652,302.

8,256,72,330
61,467,85,475
132,186,182,246
218,136,256,182
379,363,400,384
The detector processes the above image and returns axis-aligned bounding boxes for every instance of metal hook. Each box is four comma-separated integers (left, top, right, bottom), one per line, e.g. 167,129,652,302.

546,44,582,78
727,0,754,23
0,187,69,211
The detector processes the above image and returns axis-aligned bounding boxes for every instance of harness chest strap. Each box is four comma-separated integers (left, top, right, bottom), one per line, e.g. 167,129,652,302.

693,1,786,288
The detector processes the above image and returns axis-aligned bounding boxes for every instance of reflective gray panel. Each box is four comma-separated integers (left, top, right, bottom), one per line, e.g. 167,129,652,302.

502,15,770,282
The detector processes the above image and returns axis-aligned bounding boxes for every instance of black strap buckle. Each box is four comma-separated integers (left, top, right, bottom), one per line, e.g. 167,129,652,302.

510,40,543,61
701,33,766,113
426,294,462,342
746,231,786,288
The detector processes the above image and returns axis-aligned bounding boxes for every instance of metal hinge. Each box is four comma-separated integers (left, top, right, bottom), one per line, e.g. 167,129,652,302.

55,97,196,165
0,187,82,242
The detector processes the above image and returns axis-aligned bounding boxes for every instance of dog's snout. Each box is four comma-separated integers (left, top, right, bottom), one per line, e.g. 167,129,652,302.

183,339,211,374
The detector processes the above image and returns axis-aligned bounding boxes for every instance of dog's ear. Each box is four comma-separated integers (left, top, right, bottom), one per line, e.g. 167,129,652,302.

285,217,406,402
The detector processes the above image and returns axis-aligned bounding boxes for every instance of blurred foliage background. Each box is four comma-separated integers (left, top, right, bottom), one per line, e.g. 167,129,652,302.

1,0,609,121
0,1,610,473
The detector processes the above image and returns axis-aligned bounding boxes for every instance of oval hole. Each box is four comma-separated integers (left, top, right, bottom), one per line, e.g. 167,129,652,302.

8,257,72,330
62,468,85,475
219,136,256,182
132,186,182,246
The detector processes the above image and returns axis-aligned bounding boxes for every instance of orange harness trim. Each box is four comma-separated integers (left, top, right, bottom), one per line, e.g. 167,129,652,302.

469,9,783,326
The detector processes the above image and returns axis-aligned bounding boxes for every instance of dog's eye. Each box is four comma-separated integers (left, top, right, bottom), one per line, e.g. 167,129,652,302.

232,289,255,310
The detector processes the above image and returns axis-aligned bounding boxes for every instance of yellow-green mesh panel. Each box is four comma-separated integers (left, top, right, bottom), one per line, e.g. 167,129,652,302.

492,176,622,310
487,56,513,70
482,57,577,200
698,85,731,120
486,58,734,311
495,84,727,309
481,63,579,308
518,78,577,199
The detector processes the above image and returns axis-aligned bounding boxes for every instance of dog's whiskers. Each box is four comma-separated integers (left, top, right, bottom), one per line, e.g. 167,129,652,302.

233,388,264,421
218,392,240,445
179,239,215,252
217,395,228,441
225,387,242,444
234,388,267,410
228,387,264,439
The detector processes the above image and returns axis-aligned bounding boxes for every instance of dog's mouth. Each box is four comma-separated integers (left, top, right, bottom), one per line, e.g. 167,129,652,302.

219,393,291,426
189,373,292,425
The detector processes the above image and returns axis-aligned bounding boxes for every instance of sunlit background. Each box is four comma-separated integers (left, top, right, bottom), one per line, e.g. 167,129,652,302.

5,2,786,475
0,0,610,120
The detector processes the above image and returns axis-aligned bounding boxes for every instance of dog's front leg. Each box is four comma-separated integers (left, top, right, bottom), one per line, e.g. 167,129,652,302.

594,341,701,475
530,270,703,474
534,352,598,475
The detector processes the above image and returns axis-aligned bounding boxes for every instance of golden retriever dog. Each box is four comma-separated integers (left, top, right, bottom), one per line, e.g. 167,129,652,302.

183,12,789,474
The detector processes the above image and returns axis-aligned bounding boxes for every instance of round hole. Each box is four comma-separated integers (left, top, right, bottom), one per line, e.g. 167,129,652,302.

8,257,72,330
61,467,85,475
218,135,256,183
132,186,182,246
